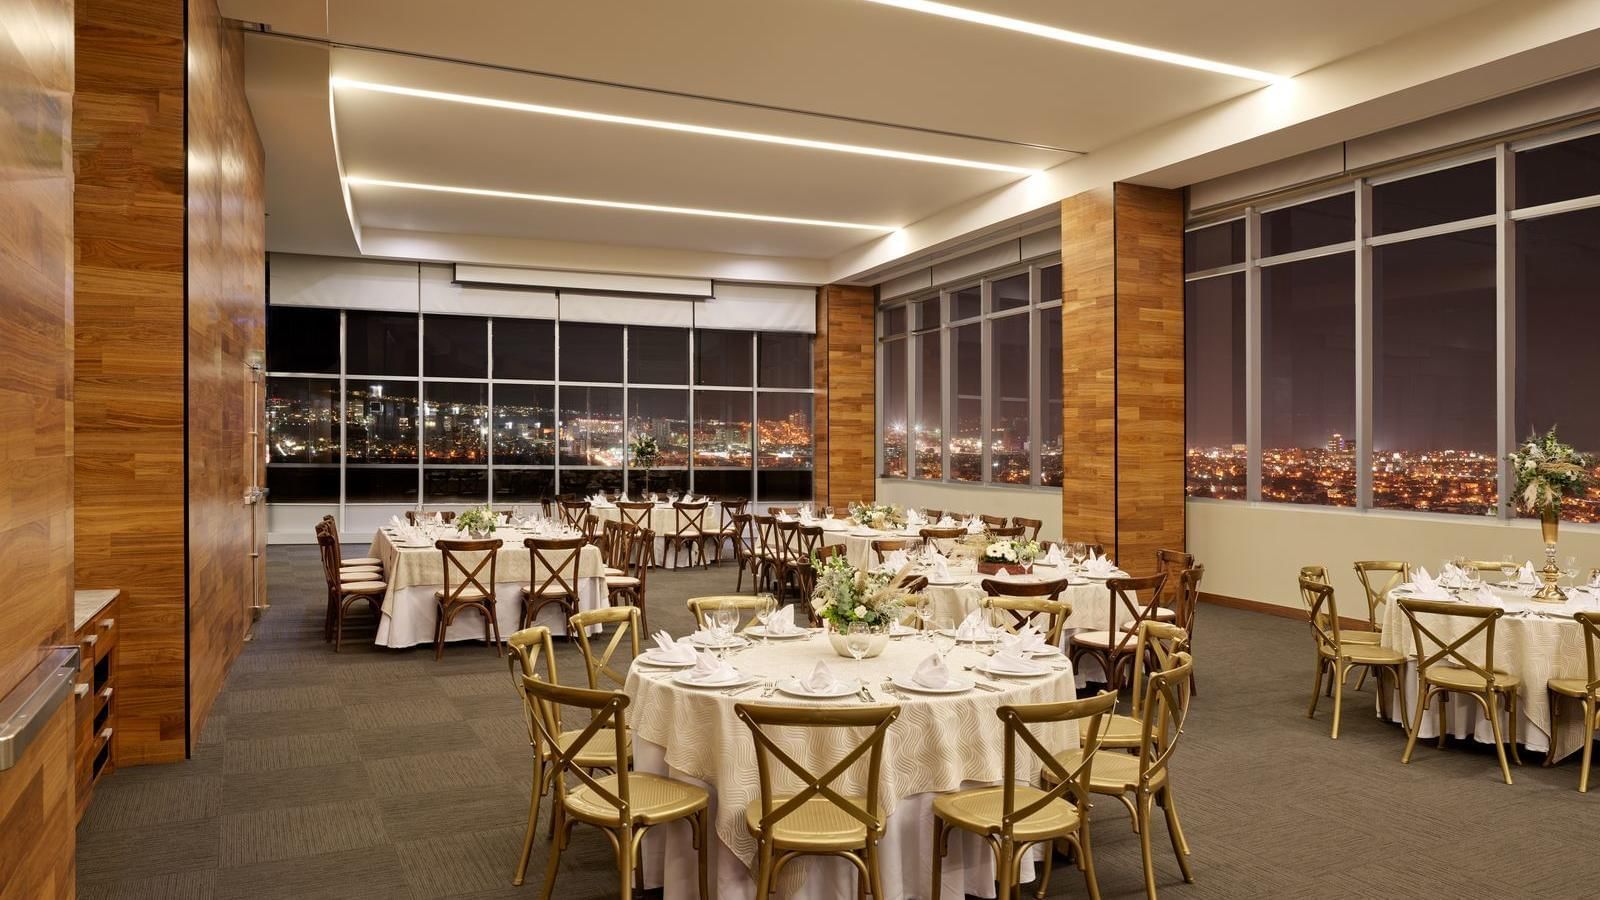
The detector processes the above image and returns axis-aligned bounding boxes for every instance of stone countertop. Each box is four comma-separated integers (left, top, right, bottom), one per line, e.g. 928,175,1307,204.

74,589,119,633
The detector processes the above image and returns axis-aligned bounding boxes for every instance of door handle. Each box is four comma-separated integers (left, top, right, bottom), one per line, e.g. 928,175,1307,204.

0,647,80,770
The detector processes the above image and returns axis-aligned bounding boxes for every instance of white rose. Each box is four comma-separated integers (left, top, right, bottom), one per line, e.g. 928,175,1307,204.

852,604,867,619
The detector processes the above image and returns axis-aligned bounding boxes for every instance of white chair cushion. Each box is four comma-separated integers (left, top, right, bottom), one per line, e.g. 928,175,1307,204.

341,557,383,567
606,576,641,588
1071,630,1138,652
435,586,489,602
342,580,387,593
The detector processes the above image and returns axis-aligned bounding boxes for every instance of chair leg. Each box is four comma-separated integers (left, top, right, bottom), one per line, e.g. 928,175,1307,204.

1034,840,1054,899
434,605,448,661
1161,784,1194,883
992,837,1014,900
1078,820,1102,900
1307,658,1325,719
1546,689,1562,768
930,817,945,900
867,843,884,899
1136,792,1158,900
617,824,634,900
1582,698,1597,793
696,810,710,900
1507,689,1523,765
1391,666,1409,732
1402,685,1430,764
1486,691,1513,785
513,755,543,886
538,810,566,900
1330,661,1345,739
1437,687,1449,749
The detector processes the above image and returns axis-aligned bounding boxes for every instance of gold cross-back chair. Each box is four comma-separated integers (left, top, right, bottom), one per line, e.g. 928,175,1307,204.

1398,596,1522,784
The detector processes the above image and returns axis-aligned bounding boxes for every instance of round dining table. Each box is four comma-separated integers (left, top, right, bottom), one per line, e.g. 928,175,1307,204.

626,630,1080,899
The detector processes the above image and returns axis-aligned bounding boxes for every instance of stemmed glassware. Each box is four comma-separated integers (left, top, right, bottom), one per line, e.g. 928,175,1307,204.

931,616,955,661
1500,554,1518,584
754,592,778,646
845,623,872,684
712,606,740,661
916,598,935,643
823,506,834,520
1563,556,1580,589
1069,542,1087,568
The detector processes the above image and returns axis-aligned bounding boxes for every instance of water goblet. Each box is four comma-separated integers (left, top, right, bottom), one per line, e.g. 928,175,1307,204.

1500,554,1517,584
846,623,873,684
754,592,777,645
713,606,740,661
931,616,956,661
1563,556,1580,589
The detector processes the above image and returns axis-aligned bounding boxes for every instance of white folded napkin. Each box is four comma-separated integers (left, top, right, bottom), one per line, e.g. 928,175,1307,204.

1407,567,1453,601
389,514,405,529
689,650,739,682
906,509,925,526
800,660,846,693
986,648,1042,674
1043,544,1064,567
937,515,956,527
765,606,799,635
954,609,987,640
1517,562,1538,586
684,493,698,504
930,556,952,582
650,630,697,663
1469,585,1506,609
877,550,909,574
1000,625,1046,655
913,653,952,689
776,511,794,523
1082,554,1119,577
965,518,985,535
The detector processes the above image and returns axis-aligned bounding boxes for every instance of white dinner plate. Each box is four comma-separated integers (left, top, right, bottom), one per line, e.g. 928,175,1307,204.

850,530,880,537
937,628,996,643
775,677,860,699
926,579,964,587
1022,645,1064,658
890,674,975,694
673,671,754,689
394,542,433,550
687,634,747,649
746,626,810,640
970,660,1051,678
639,650,698,667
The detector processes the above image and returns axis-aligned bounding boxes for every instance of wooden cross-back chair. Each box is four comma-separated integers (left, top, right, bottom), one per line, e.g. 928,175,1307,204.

979,514,1008,528
1397,597,1522,784
978,578,1071,645
1068,573,1167,690
711,499,748,563
733,702,900,899
921,508,944,521
433,538,502,661
608,527,655,633
522,536,584,631
988,525,1025,539
773,520,803,600
1173,565,1205,694
1299,578,1407,739
1011,517,1044,542
570,606,642,691
666,501,709,568
558,500,590,531
752,514,782,593
919,526,964,556
1352,560,1408,641
870,539,912,565
766,505,800,517
1548,611,1600,791
932,690,1117,900
617,501,654,531
521,676,710,899
1155,548,1195,608
728,513,758,592
601,520,637,573
316,528,387,650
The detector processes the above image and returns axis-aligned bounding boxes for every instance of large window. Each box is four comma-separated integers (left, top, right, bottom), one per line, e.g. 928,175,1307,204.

1186,128,1600,521
266,308,814,508
878,258,1063,489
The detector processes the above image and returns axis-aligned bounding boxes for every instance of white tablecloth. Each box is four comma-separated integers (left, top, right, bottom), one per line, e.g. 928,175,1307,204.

1380,584,1600,760
368,529,607,648
626,633,1079,899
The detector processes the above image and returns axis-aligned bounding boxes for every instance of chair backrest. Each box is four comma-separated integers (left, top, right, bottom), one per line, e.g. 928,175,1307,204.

870,539,912,564
1299,564,1330,584
314,527,342,591
919,526,964,555
1128,621,1189,722
628,526,657,579
775,519,802,559
1133,651,1195,788
996,691,1117,836
767,506,800,517
617,501,654,530
719,499,748,532
922,508,943,521
979,514,1008,528
1397,597,1507,689
734,703,900,841
539,498,555,518
519,675,634,819
1353,560,1409,629
558,500,590,530
673,501,708,537
1297,577,1343,656
436,538,501,604
798,544,846,601
582,513,604,546
526,536,584,599
319,514,343,550
1155,549,1196,605
406,510,455,525
1011,517,1043,542
1105,573,1169,636
730,513,756,559
979,579,1071,643
1175,564,1204,634
988,525,1026,538
507,625,560,741
602,520,637,570
753,514,779,559
686,594,767,631
1575,611,1600,697
570,606,642,690
798,524,825,559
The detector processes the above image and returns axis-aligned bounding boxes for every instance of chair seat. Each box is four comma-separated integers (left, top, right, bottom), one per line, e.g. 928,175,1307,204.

1425,665,1520,692
603,566,624,577
521,584,578,597
1549,677,1596,699
342,580,387,594
341,556,383,567
566,772,708,827
339,568,381,582
743,795,872,851
606,576,641,589
1340,629,1383,645
1330,642,1406,666
1071,630,1137,652
1093,712,1145,749
1052,748,1163,794
435,586,490,602
670,530,704,540
933,786,1081,842
1117,608,1178,629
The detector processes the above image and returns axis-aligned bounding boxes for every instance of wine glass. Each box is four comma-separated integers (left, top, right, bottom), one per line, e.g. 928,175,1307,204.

1563,556,1580,589
985,605,1008,656
931,616,956,661
754,592,778,645
845,623,873,684
823,506,834,520
713,606,740,660
1500,554,1517,584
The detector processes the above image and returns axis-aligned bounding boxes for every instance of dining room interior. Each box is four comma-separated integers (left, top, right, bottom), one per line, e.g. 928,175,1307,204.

8,1,1600,898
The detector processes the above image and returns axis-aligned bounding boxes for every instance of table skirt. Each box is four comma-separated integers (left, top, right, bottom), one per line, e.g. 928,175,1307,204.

372,577,607,648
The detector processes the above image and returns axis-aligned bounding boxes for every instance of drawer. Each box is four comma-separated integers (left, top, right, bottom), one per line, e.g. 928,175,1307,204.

94,616,117,663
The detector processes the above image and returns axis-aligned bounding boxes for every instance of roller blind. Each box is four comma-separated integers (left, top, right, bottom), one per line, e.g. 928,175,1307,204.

698,282,816,332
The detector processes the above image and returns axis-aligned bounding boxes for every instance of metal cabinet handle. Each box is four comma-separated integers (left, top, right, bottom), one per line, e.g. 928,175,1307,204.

0,647,81,771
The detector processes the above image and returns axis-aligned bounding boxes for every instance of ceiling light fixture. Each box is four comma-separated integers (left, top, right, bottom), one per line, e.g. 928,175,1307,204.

860,0,1290,84
329,77,1042,175
343,176,901,231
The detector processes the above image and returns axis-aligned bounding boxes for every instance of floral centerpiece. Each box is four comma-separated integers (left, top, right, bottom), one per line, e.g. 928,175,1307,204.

1509,427,1593,601
455,505,498,539
630,433,660,494
847,500,906,531
810,554,910,657
978,538,1040,576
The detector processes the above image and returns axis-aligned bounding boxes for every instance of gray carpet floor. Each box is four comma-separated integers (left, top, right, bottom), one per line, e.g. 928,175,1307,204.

76,546,1600,899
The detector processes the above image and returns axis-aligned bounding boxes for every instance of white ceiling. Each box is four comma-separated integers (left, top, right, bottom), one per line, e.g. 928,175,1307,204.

228,0,1517,273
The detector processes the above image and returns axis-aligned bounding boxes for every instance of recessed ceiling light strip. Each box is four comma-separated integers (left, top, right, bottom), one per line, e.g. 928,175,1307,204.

343,176,900,231
331,77,1040,174
861,0,1289,84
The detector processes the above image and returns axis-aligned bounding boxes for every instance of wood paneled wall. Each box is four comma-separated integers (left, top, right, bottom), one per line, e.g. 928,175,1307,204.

816,284,876,508
185,0,265,743
74,0,263,763
1060,184,1186,573
0,1,78,895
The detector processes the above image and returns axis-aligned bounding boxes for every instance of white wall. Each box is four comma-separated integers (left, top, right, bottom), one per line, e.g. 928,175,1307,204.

1187,499,1600,614
876,479,1062,542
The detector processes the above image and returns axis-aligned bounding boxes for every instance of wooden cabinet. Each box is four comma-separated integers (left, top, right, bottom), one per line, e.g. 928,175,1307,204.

73,590,120,821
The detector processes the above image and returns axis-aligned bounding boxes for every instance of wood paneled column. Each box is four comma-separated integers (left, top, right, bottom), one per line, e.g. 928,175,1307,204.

815,284,876,508
1061,184,1185,572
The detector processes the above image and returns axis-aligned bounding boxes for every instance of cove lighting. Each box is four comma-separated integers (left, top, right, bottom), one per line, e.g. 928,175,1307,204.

860,0,1290,84
329,77,1041,175
343,177,902,231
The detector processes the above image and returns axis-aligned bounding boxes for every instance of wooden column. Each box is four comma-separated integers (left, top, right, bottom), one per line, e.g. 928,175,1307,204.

0,0,79,895
815,284,876,508
1061,184,1185,572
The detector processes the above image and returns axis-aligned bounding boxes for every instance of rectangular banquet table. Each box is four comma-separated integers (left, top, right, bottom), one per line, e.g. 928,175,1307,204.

367,528,608,649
